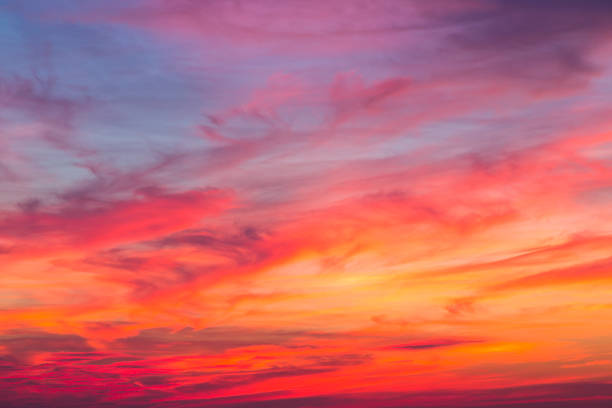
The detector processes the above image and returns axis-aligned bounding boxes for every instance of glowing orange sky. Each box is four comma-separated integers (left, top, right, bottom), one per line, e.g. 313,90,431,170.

1,1,612,407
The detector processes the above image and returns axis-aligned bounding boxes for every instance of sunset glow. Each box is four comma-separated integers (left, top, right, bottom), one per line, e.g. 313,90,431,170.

1,1,612,407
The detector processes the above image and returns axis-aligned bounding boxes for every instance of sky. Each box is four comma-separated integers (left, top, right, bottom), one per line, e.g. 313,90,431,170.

1,1,612,407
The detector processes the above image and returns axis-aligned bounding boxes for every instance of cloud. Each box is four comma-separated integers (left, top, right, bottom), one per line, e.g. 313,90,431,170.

413,0,612,95
175,366,334,394
110,326,332,355
0,72,91,146
0,187,233,252
0,71,93,187
2,2,612,407
199,381,612,408
156,226,265,265
0,330,93,360
424,234,612,279
489,256,612,293
69,0,612,99
386,338,479,350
